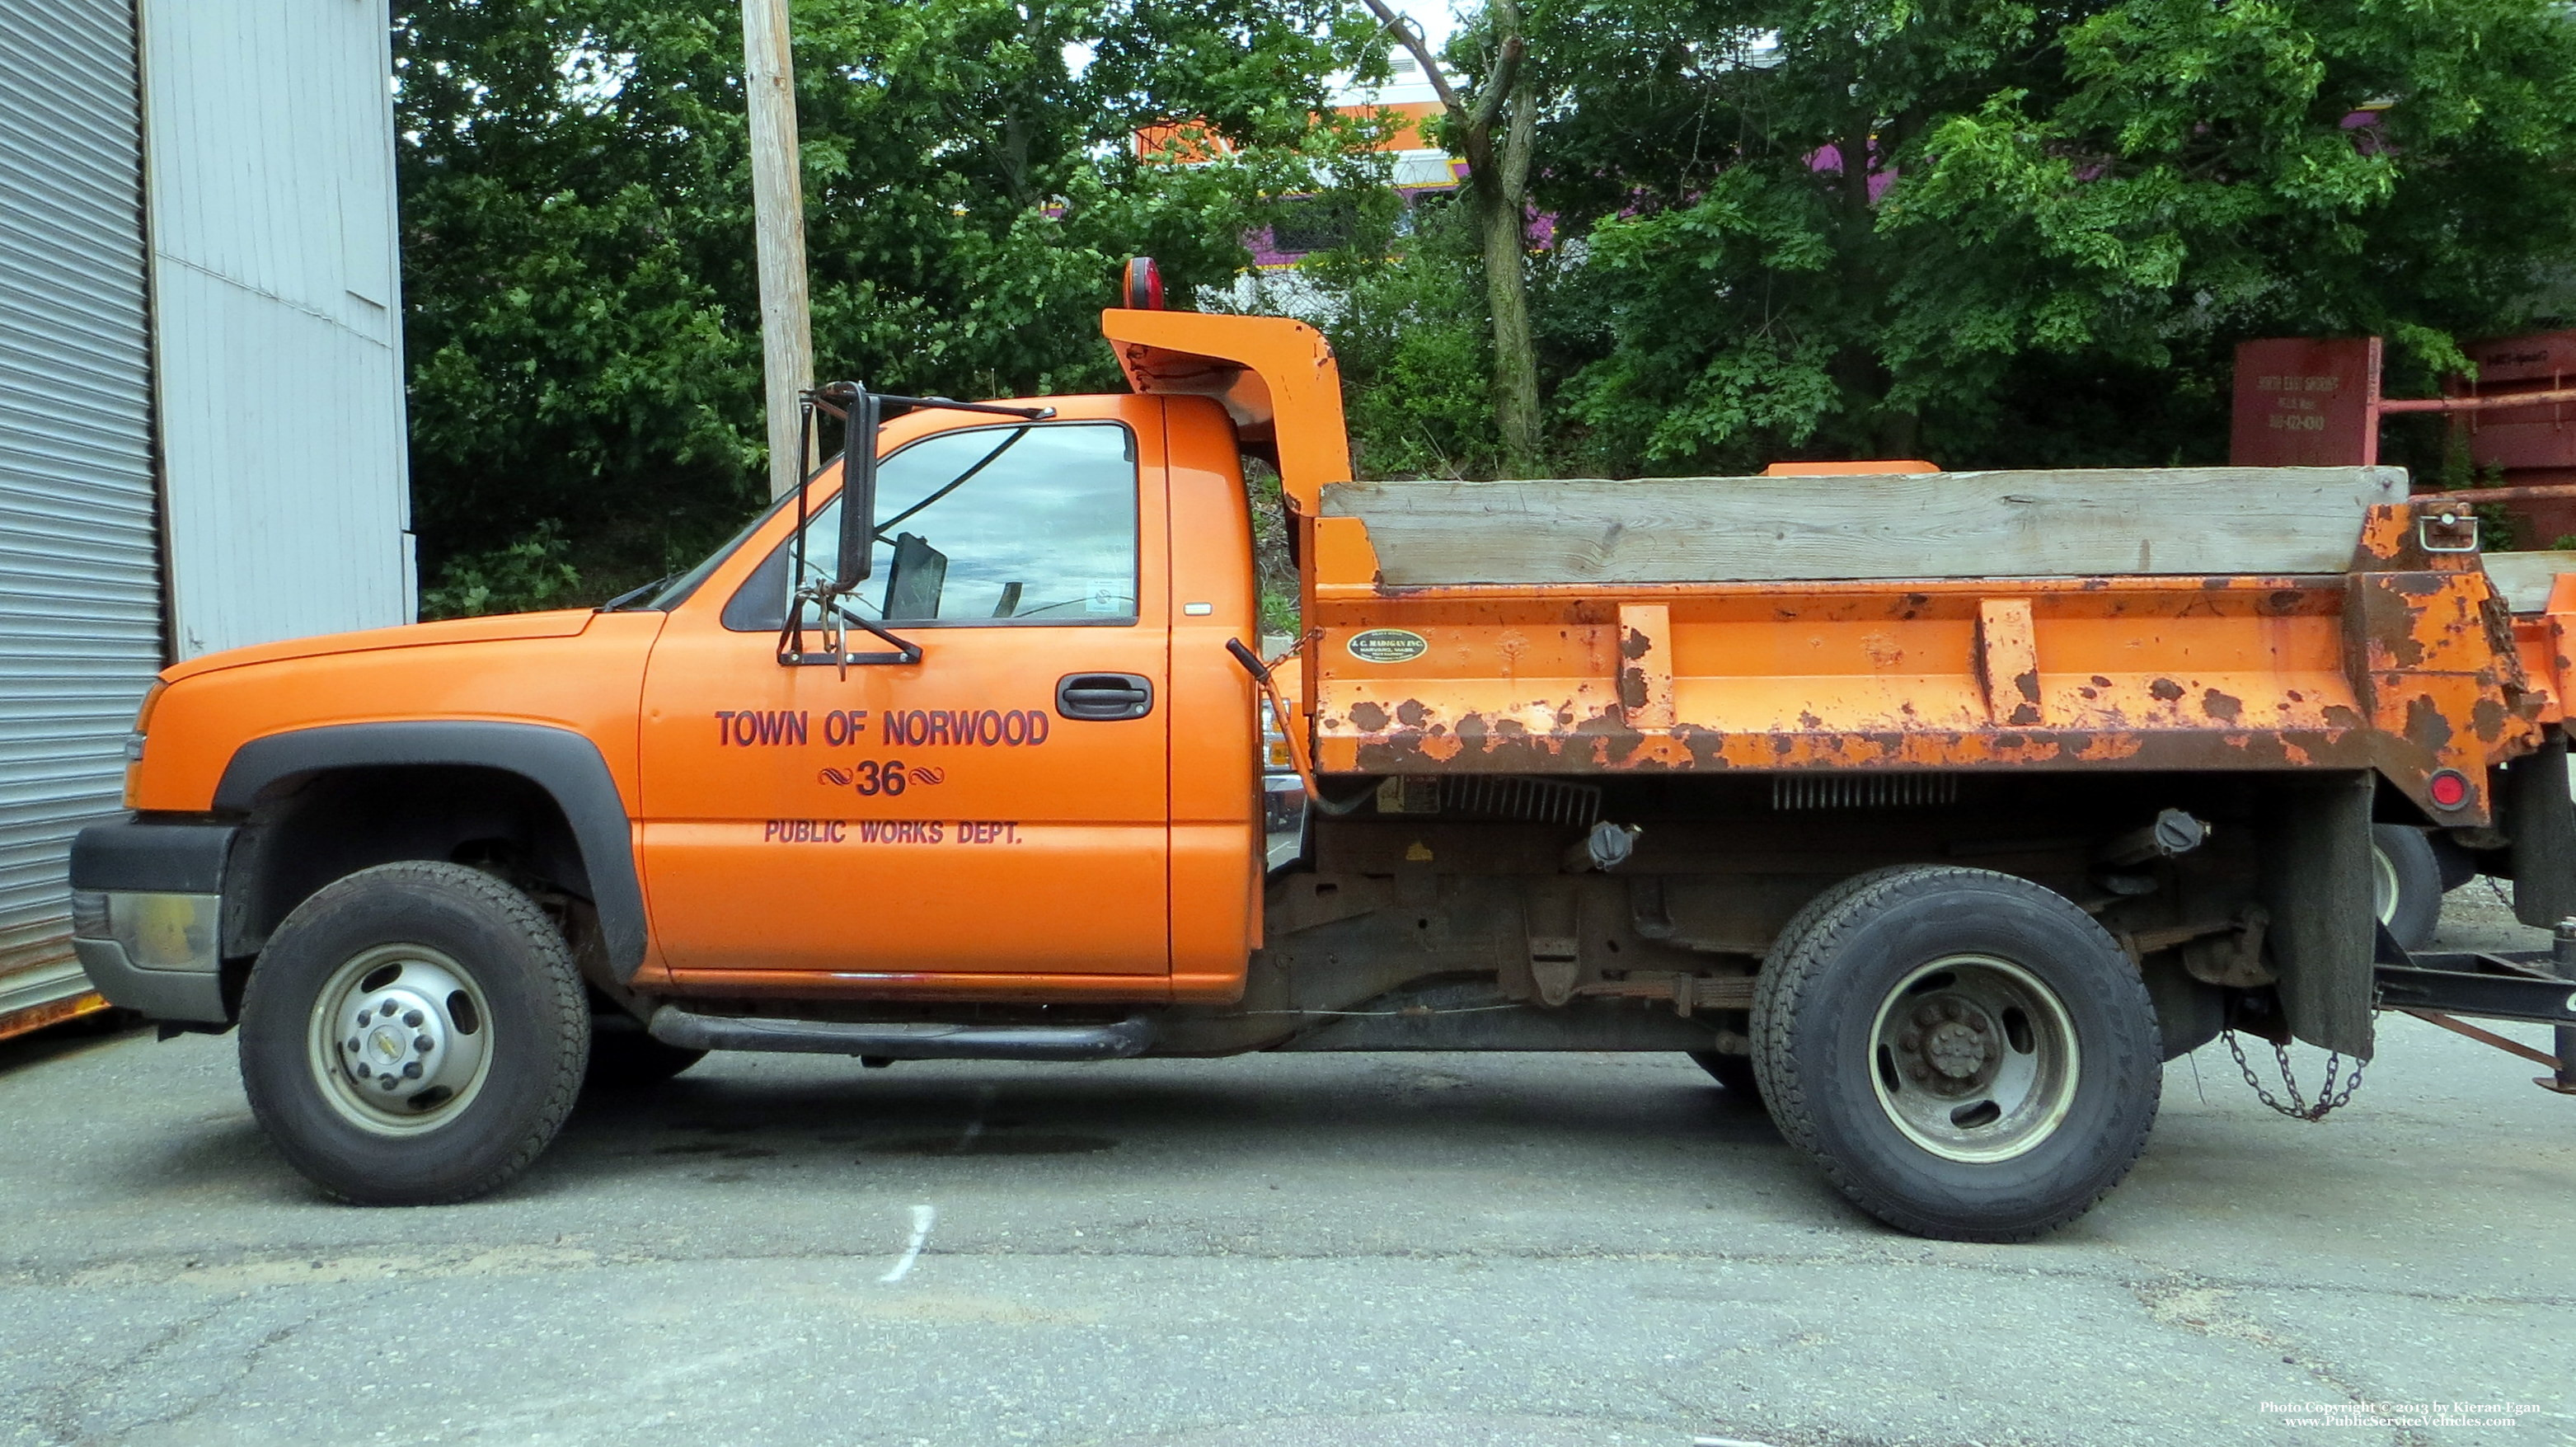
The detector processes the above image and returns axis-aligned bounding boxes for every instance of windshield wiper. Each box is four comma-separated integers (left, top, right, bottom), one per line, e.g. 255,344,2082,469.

598,575,675,612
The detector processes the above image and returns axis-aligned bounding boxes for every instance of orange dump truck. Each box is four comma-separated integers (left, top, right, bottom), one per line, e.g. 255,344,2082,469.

68,294,2576,1241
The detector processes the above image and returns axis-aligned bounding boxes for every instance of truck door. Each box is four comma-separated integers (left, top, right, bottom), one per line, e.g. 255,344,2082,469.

635,402,1171,982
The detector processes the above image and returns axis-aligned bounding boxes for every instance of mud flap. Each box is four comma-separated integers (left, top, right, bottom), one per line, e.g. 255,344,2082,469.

2505,737,2576,928
2258,772,2376,1059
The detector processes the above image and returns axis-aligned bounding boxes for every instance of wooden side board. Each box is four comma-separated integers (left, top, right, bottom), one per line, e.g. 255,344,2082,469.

2480,550,2576,613
1322,467,2410,585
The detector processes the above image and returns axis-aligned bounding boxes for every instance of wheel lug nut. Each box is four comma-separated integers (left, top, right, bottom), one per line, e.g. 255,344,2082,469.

1898,1030,1921,1051
1912,1006,1939,1028
381,998,400,1015
355,1010,371,1026
1907,1063,1930,1082
355,1063,372,1079
401,1061,423,1079
345,1037,359,1053
378,1076,398,1091
415,1034,434,1053
402,1010,423,1028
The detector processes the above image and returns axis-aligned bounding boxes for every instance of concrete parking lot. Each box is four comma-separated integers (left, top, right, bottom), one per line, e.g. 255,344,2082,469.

3,890,2572,1447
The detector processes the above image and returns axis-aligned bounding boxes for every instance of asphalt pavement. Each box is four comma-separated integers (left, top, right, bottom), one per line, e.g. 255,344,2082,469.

2,889,2571,1447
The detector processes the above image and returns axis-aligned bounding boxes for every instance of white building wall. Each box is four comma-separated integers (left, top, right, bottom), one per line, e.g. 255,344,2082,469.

141,0,414,658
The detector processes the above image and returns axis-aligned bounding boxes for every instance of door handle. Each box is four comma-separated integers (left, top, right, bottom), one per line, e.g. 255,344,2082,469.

1056,673,1154,721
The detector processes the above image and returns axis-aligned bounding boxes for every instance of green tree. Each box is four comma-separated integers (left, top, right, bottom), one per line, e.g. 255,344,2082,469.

396,0,1381,613
1370,0,2576,477
1357,0,1545,473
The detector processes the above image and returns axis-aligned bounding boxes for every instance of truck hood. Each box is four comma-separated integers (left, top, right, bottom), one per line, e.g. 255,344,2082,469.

160,610,603,682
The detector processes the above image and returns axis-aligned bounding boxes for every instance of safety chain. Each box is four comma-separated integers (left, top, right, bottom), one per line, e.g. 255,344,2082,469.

2222,1030,2364,1121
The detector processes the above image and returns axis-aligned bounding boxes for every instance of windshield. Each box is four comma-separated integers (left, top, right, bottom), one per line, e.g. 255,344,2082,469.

719,420,1139,631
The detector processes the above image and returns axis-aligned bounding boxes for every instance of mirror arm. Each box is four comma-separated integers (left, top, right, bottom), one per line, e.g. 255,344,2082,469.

785,382,1051,669
780,601,922,671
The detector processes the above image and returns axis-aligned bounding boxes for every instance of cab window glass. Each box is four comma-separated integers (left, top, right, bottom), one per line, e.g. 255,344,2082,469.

723,421,1138,630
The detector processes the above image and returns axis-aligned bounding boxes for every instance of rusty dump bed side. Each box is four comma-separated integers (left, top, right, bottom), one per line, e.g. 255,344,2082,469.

1302,487,2552,826
1098,308,2561,826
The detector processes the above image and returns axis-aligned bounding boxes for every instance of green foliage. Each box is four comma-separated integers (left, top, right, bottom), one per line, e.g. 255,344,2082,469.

1321,0,2576,479
405,0,2576,581
1290,196,1507,479
419,520,584,618
396,0,1382,611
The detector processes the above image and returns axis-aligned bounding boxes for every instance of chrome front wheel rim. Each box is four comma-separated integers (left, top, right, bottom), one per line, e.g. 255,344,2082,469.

307,943,494,1135
1866,954,2080,1163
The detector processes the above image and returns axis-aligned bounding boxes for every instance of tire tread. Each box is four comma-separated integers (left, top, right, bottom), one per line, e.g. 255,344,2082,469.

1750,864,2159,1243
239,861,589,1205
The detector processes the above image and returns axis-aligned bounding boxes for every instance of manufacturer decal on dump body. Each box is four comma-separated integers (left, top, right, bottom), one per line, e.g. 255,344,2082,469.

1347,628,1429,664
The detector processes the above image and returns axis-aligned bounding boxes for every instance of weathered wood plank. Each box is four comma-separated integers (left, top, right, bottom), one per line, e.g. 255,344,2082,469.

2480,550,2576,613
1323,467,2409,585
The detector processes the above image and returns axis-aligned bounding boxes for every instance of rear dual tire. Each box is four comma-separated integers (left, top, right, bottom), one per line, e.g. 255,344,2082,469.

1751,865,2161,1243
1688,1049,1763,1103
2372,824,2443,952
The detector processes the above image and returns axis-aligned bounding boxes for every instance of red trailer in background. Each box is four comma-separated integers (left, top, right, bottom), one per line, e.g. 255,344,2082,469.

2457,331,2576,544
2231,331,2576,544
2230,336,2386,467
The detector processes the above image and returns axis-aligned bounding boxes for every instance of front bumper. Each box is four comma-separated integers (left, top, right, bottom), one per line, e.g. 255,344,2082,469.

71,937,224,1022
67,819,237,1024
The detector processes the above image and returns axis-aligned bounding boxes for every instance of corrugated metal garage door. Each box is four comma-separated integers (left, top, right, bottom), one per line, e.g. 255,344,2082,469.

0,0,167,1020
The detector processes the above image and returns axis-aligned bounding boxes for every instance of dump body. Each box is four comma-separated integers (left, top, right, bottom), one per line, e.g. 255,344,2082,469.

1104,310,2557,825
1303,493,2538,824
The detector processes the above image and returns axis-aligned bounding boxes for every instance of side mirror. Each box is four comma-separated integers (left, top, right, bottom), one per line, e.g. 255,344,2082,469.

833,389,880,590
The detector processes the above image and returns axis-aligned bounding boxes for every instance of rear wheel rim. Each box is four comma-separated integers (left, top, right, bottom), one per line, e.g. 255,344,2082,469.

306,942,495,1136
2372,844,2400,924
1866,954,2080,1163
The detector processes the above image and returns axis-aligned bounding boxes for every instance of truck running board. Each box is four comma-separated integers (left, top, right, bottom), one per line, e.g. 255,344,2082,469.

647,1007,1155,1062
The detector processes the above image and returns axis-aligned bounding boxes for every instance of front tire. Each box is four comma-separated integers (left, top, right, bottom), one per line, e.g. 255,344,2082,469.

1750,865,2161,1243
238,862,589,1205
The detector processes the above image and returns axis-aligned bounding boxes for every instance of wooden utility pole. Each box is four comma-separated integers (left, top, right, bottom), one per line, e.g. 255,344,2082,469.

742,0,814,500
